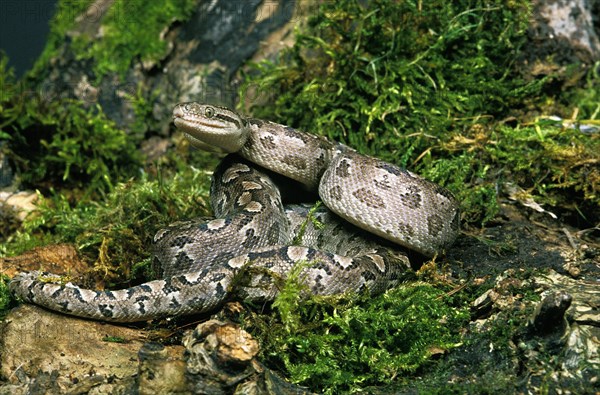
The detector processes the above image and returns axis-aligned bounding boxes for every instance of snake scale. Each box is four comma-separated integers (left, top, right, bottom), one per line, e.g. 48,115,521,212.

9,103,460,322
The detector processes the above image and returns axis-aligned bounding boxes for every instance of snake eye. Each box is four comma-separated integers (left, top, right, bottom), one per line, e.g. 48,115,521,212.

205,107,215,118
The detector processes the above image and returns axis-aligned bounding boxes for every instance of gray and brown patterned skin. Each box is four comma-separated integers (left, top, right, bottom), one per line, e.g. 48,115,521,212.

9,103,459,322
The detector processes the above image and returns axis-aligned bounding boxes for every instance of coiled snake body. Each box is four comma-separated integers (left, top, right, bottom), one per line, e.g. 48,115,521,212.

10,103,460,322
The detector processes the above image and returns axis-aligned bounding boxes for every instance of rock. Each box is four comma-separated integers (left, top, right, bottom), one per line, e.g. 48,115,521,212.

0,191,38,222
0,243,89,278
1,305,141,382
140,136,171,163
0,304,182,394
137,342,188,395
183,320,261,393
471,288,500,318
533,270,600,327
30,0,305,135
527,0,600,64
183,320,314,395
529,291,572,335
0,307,313,394
520,270,599,389
0,191,37,242
467,268,599,391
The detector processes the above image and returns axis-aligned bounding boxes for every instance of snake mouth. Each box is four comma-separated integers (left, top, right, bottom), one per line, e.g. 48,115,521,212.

173,116,227,133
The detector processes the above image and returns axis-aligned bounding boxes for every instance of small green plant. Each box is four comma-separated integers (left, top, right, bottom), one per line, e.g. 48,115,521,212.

102,335,128,343
0,275,14,319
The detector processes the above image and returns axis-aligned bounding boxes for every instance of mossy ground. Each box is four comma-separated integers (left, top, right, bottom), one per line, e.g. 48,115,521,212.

1,0,598,393
243,279,471,394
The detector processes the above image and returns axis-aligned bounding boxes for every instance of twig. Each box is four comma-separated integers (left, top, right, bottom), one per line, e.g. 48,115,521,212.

561,227,578,250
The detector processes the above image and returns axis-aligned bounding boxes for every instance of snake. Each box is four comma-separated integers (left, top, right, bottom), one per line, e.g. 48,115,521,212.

9,103,460,322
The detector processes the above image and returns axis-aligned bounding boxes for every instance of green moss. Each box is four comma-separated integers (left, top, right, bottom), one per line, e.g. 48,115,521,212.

419,150,500,225
127,86,161,139
242,0,535,148
248,274,470,394
418,119,599,225
0,275,15,319
30,0,198,81
1,50,142,197
490,123,598,210
71,0,197,80
1,149,214,285
5,100,141,195
29,0,94,79
555,63,600,122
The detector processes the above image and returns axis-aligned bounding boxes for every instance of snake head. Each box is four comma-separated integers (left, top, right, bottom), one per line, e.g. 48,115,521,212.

173,102,250,153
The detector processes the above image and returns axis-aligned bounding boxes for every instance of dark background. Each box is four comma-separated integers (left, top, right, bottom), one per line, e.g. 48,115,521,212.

0,0,58,77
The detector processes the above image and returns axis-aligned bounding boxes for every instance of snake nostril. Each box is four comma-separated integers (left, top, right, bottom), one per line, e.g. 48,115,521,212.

173,105,184,118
